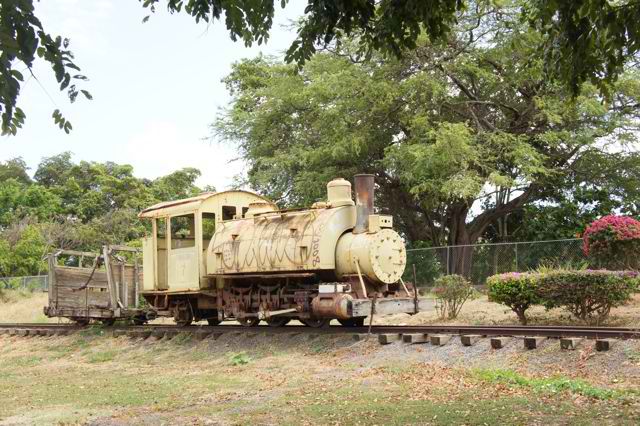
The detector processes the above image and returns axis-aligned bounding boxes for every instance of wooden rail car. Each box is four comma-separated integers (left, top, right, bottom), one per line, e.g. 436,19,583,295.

44,245,149,325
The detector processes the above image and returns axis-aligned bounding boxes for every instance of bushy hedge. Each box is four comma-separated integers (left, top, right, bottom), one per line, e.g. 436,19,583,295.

487,270,639,325
582,215,640,270
537,270,639,324
487,272,540,325
433,274,474,319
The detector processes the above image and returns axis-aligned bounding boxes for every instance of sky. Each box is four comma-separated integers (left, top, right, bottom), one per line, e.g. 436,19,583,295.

1,0,305,190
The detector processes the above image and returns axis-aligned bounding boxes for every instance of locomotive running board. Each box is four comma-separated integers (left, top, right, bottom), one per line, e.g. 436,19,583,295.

350,298,436,317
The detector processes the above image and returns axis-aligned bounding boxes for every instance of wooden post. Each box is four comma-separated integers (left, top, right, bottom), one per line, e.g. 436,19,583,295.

103,246,118,314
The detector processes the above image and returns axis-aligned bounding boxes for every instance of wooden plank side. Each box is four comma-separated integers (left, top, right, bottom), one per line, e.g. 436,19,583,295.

54,267,108,288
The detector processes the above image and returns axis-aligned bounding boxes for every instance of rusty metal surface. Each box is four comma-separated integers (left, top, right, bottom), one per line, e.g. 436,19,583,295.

354,174,374,234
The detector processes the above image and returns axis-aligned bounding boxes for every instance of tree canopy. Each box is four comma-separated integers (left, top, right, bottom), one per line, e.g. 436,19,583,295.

215,3,640,274
2,0,639,134
0,153,208,276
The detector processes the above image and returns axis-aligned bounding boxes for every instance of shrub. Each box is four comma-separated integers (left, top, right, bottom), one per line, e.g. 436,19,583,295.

432,274,473,319
537,270,639,324
487,272,540,325
582,215,640,270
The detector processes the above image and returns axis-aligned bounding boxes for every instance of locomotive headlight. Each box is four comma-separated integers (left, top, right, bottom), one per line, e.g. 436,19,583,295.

335,228,407,284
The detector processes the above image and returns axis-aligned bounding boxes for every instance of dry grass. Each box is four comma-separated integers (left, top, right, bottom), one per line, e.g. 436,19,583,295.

0,291,59,324
0,332,639,425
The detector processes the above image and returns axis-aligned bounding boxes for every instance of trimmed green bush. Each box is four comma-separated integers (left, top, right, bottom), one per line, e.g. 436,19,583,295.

488,269,639,325
432,274,473,319
487,272,540,325
537,270,639,324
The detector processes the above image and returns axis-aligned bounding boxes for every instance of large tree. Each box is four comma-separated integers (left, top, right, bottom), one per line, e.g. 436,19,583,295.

215,4,640,275
2,0,639,134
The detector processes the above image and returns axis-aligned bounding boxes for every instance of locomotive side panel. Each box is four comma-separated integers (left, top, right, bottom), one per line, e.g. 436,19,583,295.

206,205,356,275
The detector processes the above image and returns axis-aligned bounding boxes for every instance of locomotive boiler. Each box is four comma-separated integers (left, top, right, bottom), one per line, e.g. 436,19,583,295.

138,175,431,326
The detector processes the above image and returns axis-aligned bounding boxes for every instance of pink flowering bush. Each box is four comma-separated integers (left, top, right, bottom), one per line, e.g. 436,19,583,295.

582,215,640,270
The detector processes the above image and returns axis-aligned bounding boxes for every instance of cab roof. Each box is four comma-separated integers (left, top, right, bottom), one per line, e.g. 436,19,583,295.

138,190,274,218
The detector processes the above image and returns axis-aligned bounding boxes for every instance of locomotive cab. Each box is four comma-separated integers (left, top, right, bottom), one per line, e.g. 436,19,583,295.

138,191,276,324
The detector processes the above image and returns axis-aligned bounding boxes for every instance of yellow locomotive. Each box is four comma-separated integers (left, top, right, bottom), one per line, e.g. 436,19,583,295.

138,175,431,326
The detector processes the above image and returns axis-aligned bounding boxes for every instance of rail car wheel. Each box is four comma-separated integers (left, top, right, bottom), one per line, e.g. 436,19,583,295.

337,318,366,327
301,318,330,328
174,302,193,327
207,318,221,326
100,318,116,326
266,317,290,327
72,318,90,326
237,317,260,327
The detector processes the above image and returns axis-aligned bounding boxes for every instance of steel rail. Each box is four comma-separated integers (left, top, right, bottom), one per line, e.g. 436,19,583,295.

1,323,639,339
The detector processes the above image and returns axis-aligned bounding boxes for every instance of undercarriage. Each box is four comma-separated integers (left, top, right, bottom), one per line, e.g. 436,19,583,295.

142,276,430,327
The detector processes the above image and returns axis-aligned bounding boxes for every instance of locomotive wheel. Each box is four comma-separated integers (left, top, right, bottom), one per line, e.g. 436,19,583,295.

266,317,290,327
301,318,330,328
237,317,260,327
337,318,366,327
207,318,221,326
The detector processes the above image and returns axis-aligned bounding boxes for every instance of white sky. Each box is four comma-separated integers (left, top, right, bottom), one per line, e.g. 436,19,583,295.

0,0,305,190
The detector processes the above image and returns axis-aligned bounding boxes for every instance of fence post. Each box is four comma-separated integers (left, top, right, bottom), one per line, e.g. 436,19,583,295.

446,246,450,275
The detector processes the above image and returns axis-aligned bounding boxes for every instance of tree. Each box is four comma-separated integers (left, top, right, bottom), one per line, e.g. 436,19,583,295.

140,0,640,95
2,1,639,134
0,157,31,184
0,0,90,135
215,4,640,276
151,167,202,201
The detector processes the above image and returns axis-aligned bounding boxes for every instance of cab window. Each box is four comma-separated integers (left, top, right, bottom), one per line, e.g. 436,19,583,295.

222,205,236,221
170,214,195,248
202,212,216,245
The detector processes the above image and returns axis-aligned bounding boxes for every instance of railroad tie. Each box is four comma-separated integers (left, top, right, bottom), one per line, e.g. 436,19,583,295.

352,333,369,341
490,336,511,349
460,335,482,346
596,339,614,352
429,334,451,346
402,333,429,344
560,338,583,350
378,334,401,345
523,336,546,350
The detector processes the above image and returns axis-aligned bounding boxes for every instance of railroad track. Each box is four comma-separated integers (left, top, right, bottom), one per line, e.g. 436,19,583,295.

1,322,639,340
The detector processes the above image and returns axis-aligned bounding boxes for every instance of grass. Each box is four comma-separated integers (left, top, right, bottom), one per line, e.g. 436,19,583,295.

0,334,638,425
473,368,638,400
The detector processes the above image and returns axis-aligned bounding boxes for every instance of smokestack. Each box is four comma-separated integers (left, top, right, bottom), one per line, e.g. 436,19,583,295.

353,174,374,234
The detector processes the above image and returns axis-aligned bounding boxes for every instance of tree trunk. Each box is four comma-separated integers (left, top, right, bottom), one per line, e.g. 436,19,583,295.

447,204,474,279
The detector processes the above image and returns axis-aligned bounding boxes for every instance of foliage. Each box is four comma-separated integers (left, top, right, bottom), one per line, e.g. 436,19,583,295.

582,215,640,270
0,154,206,277
536,270,639,324
228,351,251,366
487,272,540,325
0,0,90,134
215,5,640,278
432,274,473,319
142,0,638,94
473,368,635,401
2,1,638,134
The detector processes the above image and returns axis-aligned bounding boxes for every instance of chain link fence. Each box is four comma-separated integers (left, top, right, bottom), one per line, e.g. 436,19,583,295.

403,238,586,288
0,275,49,292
